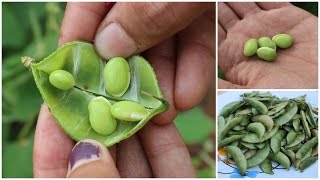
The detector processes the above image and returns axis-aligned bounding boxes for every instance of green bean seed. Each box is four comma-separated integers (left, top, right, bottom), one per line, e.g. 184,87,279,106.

252,115,274,131
274,103,298,126
299,157,317,172
226,146,247,175
271,130,286,154
243,97,268,114
247,122,266,139
49,70,75,90
111,101,148,121
218,135,245,148
244,39,258,57
257,47,277,61
247,143,270,168
258,36,276,49
104,57,130,97
88,97,117,135
272,34,293,48
296,137,318,159
260,158,274,174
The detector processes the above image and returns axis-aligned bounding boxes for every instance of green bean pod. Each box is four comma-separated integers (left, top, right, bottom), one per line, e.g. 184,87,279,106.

219,116,243,139
285,133,305,149
247,143,270,168
296,137,318,159
252,115,274,131
274,103,298,126
299,157,317,172
261,126,279,142
271,130,286,154
244,149,257,159
243,97,268,114
260,158,274,174
219,101,243,117
286,130,298,145
270,151,291,170
300,110,312,138
226,146,247,175
247,122,266,139
242,133,260,143
218,135,245,148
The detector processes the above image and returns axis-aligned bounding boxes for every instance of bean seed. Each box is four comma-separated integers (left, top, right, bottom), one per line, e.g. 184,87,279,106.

49,70,75,90
258,36,276,49
104,57,130,97
111,101,148,121
243,39,258,57
272,34,293,48
88,97,117,135
256,47,277,61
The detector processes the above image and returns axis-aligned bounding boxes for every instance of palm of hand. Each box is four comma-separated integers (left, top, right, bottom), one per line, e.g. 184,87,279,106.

219,5,317,88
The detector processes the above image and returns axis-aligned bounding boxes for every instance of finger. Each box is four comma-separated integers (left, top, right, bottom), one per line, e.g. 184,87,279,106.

117,135,152,177
143,38,177,124
218,2,240,31
226,2,261,18
218,79,246,89
108,145,117,162
67,140,120,178
94,2,209,59
175,8,215,110
258,2,291,10
139,122,195,177
59,2,113,46
218,23,226,45
33,104,75,178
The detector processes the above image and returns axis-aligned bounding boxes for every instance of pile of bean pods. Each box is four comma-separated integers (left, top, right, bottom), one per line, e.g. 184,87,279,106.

243,34,293,61
218,92,318,176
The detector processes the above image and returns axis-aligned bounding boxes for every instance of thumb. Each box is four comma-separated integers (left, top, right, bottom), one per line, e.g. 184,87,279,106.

218,79,247,89
66,140,120,178
94,2,209,59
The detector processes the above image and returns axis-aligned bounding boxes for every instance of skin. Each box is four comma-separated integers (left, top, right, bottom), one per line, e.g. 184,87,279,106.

218,2,318,89
34,2,215,177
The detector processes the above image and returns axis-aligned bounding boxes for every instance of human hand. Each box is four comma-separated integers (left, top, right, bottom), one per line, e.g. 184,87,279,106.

218,2,317,89
33,105,195,177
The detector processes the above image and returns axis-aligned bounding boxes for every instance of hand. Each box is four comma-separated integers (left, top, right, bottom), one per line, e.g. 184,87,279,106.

218,2,317,89
33,2,215,177
33,105,195,177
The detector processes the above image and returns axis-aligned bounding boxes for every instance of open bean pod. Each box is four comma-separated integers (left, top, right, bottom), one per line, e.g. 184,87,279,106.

23,41,168,147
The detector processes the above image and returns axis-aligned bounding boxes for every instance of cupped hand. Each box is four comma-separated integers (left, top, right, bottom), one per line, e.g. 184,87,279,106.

218,2,317,89
33,2,215,177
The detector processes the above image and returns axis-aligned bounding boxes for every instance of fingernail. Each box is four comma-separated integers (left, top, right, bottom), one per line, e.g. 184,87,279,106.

95,22,137,60
68,140,101,174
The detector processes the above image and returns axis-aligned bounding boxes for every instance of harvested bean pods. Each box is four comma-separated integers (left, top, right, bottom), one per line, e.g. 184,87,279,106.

219,91,318,176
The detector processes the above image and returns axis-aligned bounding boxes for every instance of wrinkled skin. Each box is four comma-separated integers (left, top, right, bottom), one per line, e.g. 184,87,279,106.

218,2,317,89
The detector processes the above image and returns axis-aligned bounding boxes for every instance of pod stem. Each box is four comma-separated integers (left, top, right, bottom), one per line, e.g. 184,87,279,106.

21,56,34,68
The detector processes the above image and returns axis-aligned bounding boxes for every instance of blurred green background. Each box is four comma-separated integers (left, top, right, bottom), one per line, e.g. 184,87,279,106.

218,2,318,80
2,2,215,177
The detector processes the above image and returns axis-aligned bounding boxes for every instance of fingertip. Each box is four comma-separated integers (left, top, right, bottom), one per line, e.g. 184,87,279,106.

67,139,119,178
151,103,177,125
